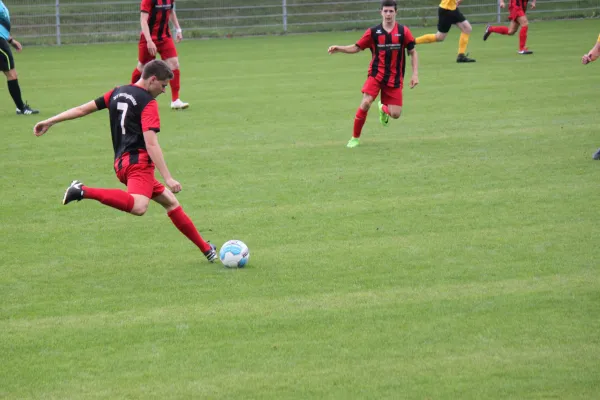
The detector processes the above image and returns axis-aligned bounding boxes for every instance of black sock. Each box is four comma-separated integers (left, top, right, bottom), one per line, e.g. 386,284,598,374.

7,79,25,110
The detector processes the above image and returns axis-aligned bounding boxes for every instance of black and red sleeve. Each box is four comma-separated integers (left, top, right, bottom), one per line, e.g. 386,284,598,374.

141,100,160,133
94,89,115,110
140,0,153,13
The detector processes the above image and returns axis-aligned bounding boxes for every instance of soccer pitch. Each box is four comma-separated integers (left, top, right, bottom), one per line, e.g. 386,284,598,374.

1,19,599,399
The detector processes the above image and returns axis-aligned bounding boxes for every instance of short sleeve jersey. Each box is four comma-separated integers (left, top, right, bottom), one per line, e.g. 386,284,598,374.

94,85,160,161
439,0,457,11
140,0,175,41
356,22,415,88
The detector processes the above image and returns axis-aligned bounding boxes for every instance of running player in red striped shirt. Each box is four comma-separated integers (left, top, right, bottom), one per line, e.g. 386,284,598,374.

327,0,419,148
483,0,536,55
33,60,217,263
131,0,189,110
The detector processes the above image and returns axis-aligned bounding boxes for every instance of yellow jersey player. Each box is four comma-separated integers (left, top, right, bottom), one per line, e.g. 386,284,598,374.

415,0,475,63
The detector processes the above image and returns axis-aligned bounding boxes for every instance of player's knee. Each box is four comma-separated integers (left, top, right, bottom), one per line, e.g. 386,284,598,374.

520,21,528,27
436,33,446,42
166,58,180,70
462,26,472,35
360,99,374,110
130,198,150,216
508,30,517,36
130,205,147,216
5,69,17,80
390,110,402,119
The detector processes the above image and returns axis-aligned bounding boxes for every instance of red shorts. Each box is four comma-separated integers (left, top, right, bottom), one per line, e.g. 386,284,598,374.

508,6,526,21
361,76,403,106
138,36,178,64
116,163,165,199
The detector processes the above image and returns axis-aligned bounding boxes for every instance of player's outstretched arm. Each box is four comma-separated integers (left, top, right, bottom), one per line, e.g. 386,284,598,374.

33,100,99,136
582,40,600,65
409,48,419,89
143,130,181,193
328,44,361,55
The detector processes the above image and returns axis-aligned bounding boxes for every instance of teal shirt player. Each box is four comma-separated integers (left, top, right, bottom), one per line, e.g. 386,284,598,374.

0,0,10,40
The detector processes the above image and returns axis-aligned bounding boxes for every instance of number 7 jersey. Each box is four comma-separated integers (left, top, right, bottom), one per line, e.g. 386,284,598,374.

94,85,160,164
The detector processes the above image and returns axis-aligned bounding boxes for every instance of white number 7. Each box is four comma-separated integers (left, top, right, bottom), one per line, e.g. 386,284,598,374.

117,102,129,135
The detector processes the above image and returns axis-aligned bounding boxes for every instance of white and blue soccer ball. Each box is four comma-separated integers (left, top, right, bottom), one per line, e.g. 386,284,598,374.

219,240,250,268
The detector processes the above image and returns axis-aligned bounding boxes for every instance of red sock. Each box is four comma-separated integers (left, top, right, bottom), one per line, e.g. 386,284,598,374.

519,26,528,50
171,69,180,102
131,68,142,84
82,186,134,213
353,108,368,139
489,26,509,35
382,104,391,116
167,206,211,253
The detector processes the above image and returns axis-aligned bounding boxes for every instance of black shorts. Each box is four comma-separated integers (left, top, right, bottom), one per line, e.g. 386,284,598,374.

0,38,15,72
437,7,467,33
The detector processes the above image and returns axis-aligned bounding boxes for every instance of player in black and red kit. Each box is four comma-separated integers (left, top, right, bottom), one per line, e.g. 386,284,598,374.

33,60,217,263
130,0,189,110
327,0,419,148
483,0,536,55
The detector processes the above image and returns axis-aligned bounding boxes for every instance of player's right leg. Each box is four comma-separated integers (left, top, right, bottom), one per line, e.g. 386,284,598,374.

456,19,475,63
348,81,378,148
516,15,532,54
152,189,217,262
62,179,148,213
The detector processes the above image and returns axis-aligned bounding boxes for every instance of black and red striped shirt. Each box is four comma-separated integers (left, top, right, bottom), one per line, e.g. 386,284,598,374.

510,0,529,10
356,23,416,89
140,0,174,42
94,85,160,170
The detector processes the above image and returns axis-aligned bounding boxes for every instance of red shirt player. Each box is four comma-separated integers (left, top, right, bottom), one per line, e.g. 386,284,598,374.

33,60,217,263
327,0,419,148
483,0,537,54
131,0,189,110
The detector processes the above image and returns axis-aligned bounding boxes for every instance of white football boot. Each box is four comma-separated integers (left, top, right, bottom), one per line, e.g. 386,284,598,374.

170,99,189,110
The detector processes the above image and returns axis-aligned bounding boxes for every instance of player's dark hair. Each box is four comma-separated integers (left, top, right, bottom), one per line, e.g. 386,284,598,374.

142,60,174,81
380,0,397,10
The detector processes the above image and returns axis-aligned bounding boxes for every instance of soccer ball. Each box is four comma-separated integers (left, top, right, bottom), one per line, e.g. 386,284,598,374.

219,240,250,268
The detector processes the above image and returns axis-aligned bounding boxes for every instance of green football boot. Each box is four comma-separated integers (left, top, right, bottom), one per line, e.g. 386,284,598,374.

346,137,360,148
378,101,389,127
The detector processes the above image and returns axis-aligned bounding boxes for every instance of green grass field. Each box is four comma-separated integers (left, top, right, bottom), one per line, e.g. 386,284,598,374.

1,19,599,399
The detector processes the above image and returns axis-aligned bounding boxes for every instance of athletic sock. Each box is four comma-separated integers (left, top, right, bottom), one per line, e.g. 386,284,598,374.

458,33,470,54
353,108,368,139
167,206,211,253
519,26,529,50
7,79,25,110
82,186,135,213
171,69,181,102
489,26,509,35
131,68,142,84
416,34,437,45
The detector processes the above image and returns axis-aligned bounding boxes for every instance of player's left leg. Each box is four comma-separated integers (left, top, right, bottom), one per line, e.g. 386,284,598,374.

516,15,533,54
159,39,188,110
456,20,475,62
484,20,519,40
152,189,217,262
416,7,450,45
379,87,402,129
